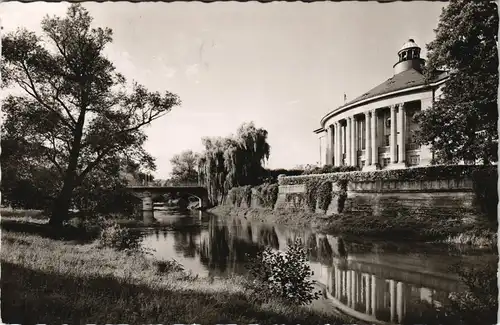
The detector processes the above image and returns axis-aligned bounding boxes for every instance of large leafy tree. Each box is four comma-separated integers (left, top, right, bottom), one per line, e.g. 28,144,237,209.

169,150,199,185
198,122,270,204
415,0,498,164
2,4,180,225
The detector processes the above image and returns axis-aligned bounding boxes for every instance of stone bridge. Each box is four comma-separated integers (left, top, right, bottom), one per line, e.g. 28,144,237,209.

127,183,210,212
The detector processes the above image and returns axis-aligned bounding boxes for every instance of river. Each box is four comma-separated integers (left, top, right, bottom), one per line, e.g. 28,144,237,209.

136,209,496,325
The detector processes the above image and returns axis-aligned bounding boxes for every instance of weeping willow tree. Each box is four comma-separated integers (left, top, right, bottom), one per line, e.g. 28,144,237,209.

198,122,270,205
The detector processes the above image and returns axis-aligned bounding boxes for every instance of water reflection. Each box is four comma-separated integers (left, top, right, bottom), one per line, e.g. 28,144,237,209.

139,210,488,325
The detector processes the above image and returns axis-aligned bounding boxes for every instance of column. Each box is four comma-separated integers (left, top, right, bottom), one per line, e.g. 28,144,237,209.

351,270,356,307
419,97,433,166
365,112,371,166
331,124,336,166
335,267,341,299
390,105,398,164
334,122,340,166
351,117,357,167
342,123,346,165
398,105,406,165
390,280,397,322
345,118,351,165
337,122,342,166
325,127,332,166
342,270,348,298
396,282,405,323
370,109,377,166
329,124,335,165
357,272,363,307
365,275,371,314
347,270,352,307
371,275,377,316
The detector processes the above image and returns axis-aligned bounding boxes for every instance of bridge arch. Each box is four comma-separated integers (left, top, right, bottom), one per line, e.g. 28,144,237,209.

127,185,210,213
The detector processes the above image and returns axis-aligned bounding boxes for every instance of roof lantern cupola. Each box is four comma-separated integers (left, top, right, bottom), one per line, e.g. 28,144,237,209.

393,38,425,75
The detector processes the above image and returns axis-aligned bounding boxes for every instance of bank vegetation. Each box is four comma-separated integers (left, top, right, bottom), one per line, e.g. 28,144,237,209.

1,220,353,325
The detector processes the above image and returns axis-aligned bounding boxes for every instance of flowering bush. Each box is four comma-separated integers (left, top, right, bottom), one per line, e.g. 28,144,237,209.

246,238,321,305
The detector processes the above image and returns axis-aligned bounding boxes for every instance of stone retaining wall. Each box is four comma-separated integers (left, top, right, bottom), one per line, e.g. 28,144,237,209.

275,176,482,219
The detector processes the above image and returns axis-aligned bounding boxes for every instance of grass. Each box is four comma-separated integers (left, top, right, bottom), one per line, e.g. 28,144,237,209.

210,205,497,249
0,207,45,219
0,225,354,325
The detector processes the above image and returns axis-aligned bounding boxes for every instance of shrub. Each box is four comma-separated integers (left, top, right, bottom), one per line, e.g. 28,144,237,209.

305,179,320,212
227,186,252,207
441,261,498,325
154,259,185,274
303,178,345,212
246,238,321,305
63,217,102,237
302,165,358,175
280,164,496,185
284,193,305,209
254,183,279,208
98,221,148,254
471,167,498,222
317,181,333,211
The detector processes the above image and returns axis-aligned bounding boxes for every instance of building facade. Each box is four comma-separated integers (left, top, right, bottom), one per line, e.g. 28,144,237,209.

315,39,448,171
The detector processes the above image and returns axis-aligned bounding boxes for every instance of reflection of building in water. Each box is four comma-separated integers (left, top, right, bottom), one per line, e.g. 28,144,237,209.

255,223,465,325
309,255,464,324
194,218,467,325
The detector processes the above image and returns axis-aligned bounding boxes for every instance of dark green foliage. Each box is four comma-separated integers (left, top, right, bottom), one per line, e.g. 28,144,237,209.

246,238,321,305
169,150,199,185
302,165,358,175
97,220,149,254
280,165,496,185
254,183,279,208
304,178,345,212
72,158,140,216
227,185,252,207
442,260,498,325
317,181,333,212
305,179,320,212
415,0,498,164
154,259,185,274
281,165,496,217
471,167,498,222
284,193,305,209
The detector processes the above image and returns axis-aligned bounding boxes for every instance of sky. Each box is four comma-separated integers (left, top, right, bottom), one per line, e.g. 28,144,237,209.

0,1,447,179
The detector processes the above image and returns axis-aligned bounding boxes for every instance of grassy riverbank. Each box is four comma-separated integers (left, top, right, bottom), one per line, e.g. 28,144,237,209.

1,223,353,324
209,206,497,249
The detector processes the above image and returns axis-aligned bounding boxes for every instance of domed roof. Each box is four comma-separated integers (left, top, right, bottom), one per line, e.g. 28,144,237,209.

399,38,419,52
